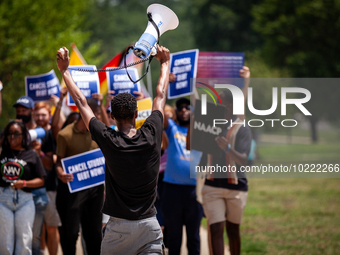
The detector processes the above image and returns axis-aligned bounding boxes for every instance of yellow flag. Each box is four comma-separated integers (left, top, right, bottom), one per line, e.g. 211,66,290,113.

69,43,87,66
61,43,87,87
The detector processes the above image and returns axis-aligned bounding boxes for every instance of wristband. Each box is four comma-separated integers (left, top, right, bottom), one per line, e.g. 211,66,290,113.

23,180,26,187
40,151,45,158
56,102,62,108
0,83,3,91
225,143,231,153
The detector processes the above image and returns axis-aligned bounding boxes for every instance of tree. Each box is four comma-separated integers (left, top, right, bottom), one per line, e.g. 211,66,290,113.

0,0,100,129
252,0,340,142
190,0,263,52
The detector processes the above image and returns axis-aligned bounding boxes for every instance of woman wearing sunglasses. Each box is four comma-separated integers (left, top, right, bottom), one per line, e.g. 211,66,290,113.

0,120,46,255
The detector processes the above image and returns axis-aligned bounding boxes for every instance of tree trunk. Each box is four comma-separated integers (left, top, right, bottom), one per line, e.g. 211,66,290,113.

309,116,318,143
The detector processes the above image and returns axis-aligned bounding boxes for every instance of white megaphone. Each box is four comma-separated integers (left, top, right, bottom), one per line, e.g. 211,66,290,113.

134,4,179,59
29,127,46,142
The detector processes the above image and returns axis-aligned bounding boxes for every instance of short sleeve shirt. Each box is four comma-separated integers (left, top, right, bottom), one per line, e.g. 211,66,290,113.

89,110,163,220
56,122,98,158
0,149,46,192
205,125,252,191
163,119,196,185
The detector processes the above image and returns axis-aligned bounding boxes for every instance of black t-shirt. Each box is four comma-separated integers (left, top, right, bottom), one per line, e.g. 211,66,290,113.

89,110,163,220
0,149,46,192
41,128,57,191
204,125,252,191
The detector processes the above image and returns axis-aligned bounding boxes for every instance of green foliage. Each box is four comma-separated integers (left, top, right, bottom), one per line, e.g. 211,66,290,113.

252,0,340,141
190,0,263,52
252,0,340,77
0,0,99,129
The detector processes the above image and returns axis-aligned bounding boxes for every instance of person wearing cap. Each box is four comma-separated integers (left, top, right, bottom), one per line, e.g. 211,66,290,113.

161,97,203,255
13,96,50,255
13,96,36,130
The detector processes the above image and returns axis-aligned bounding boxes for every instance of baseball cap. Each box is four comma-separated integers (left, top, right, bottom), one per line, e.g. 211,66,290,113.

176,98,190,109
13,96,34,109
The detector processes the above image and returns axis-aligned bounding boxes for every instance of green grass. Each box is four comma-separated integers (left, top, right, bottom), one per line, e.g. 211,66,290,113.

241,178,340,255
200,129,340,254
257,143,340,164
200,179,340,254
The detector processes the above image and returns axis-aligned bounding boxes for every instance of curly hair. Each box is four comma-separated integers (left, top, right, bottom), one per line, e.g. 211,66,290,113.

2,120,30,151
111,93,137,121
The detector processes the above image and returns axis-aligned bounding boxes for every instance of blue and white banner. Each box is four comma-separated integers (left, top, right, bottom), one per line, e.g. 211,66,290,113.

25,70,60,102
67,65,100,106
61,149,105,193
168,49,199,99
106,68,141,97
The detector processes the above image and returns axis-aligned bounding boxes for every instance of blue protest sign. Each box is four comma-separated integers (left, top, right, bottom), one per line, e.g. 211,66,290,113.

168,49,199,99
106,68,141,97
67,65,100,106
61,149,105,193
25,70,60,102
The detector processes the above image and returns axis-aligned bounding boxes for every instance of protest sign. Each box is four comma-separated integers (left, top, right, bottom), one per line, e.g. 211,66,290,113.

67,65,100,106
135,97,153,129
191,100,226,155
168,49,199,99
197,52,244,78
106,68,141,97
61,149,105,193
25,70,60,102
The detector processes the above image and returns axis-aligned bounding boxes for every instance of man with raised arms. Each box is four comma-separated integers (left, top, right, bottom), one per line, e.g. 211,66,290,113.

56,44,170,255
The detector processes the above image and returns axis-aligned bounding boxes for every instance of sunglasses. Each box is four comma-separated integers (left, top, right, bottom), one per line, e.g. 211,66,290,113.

7,132,23,139
177,105,191,111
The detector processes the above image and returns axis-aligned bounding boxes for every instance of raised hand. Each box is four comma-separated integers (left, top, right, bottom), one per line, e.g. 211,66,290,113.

56,47,70,73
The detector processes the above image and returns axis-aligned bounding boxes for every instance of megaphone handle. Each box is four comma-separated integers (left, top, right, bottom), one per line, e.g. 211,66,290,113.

123,47,154,84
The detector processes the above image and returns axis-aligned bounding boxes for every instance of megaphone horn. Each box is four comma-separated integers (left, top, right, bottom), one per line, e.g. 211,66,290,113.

134,4,179,59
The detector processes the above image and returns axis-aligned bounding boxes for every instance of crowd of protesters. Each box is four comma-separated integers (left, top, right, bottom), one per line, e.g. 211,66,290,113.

0,48,253,255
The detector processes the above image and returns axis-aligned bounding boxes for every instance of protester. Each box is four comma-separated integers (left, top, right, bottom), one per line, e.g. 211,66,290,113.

155,129,169,232
33,101,61,255
13,96,50,255
155,104,175,237
50,87,68,141
56,44,170,254
201,66,252,255
61,112,80,129
0,120,45,255
161,98,203,255
91,92,111,127
55,98,104,255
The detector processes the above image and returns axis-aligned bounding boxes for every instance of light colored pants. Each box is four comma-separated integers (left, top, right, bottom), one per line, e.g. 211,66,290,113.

101,215,163,255
0,187,35,255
